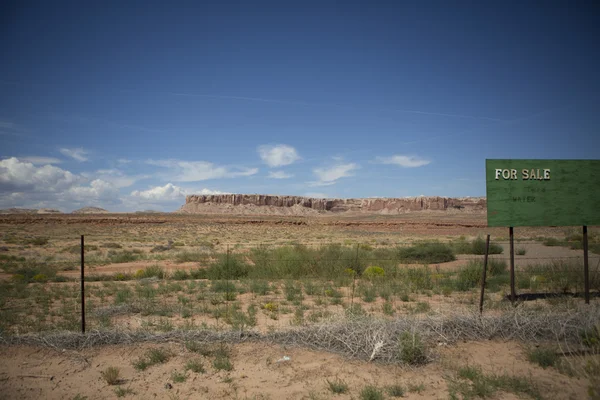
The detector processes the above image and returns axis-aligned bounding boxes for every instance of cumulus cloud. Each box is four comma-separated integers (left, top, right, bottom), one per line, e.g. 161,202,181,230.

258,144,300,167
309,163,359,186
67,179,119,201
130,184,227,203
147,159,258,182
374,155,430,168
60,147,89,162
19,156,62,165
130,183,188,201
267,170,293,179
0,157,122,209
0,157,80,190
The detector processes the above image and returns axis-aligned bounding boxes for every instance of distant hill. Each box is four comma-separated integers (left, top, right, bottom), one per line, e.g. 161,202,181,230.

71,206,109,214
0,208,62,214
37,208,61,214
0,208,39,214
134,210,163,214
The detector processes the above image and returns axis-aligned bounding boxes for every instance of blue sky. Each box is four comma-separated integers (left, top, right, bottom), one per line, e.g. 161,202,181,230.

1,1,599,211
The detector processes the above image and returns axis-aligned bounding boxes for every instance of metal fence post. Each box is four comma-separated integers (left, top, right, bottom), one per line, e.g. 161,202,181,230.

81,234,85,334
583,226,590,304
479,234,490,313
509,227,516,303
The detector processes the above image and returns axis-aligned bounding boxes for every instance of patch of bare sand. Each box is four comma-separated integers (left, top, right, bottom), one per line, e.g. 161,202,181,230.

0,341,589,400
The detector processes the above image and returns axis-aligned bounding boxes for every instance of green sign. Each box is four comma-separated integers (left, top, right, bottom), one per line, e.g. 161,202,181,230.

486,159,600,227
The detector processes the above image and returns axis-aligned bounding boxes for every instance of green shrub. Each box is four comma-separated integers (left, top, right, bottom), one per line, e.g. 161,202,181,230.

133,348,170,371
326,378,349,394
250,280,270,295
185,358,205,373
455,261,481,291
359,385,384,400
526,346,558,368
516,247,527,256
398,242,455,264
32,273,48,283
171,270,189,280
471,237,503,255
543,237,561,246
134,265,166,279
363,266,385,279
580,325,600,349
401,266,433,290
398,331,427,365
386,384,405,397
207,254,249,279
114,387,134,397
488,259,507,276
14,264,56,283
213,355,233,371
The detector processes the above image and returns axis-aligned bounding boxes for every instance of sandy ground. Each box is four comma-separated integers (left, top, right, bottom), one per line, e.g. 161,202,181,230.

0,341,590,400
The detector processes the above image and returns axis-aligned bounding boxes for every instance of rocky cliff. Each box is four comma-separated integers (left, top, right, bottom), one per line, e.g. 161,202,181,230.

179,194,486,215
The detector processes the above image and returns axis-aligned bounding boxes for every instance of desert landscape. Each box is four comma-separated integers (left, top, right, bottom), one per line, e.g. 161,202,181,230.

0,195,599,400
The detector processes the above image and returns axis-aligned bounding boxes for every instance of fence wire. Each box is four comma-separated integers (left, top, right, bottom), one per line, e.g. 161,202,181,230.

1,237,598,337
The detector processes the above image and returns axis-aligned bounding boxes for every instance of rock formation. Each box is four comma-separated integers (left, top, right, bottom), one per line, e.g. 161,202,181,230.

71,206,109,214
179,194,486,214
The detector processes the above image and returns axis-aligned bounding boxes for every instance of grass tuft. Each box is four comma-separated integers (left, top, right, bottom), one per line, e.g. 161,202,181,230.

326,378,349,394
359,385,384,400
100,366,121,385
526,346,558,368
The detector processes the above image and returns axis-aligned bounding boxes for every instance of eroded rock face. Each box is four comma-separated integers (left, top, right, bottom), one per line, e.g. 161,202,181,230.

181,194,486,214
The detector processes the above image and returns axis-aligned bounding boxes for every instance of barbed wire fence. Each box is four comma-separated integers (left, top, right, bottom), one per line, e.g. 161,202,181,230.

1,235,598,336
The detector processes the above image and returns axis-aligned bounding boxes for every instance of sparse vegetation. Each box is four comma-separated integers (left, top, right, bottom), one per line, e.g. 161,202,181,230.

171,369,187,383
527,346,558,368
448,365,542,399
398,331,427,365
326,378,349,394
385,384,405,397
114,386,134,397
133,348,170,371
100,366,121,385
397,242,456,264
185,358,205,373
359,385,384,400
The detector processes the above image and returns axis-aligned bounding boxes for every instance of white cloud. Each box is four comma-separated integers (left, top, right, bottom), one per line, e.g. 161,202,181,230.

17,156,62,165
130,183,188,202
0,157,122,210
258,144,300,167
0,157,80,190
147,159,258,182
267,170,293,179
309,163,359,186
130,184,227,203
67,179,119,201
375,155,430,168
60,147,89,162
89,169,142,188
305,192,329,198
196,188,227,195
117,158,132,164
